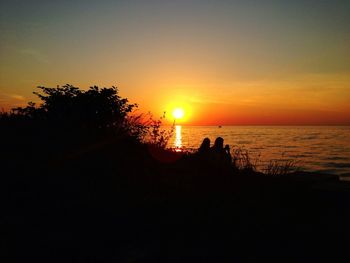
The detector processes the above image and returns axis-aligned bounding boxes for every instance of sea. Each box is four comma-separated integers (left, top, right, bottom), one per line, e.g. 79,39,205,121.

169,126,350,180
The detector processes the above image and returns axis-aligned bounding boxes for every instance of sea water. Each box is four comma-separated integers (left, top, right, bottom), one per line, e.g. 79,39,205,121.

170,126,350,179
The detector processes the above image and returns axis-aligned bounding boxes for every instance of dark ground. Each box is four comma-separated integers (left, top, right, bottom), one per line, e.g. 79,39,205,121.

2,136,350,263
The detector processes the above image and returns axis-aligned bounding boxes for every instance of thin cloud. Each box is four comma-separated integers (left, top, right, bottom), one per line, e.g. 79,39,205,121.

10,94,26,101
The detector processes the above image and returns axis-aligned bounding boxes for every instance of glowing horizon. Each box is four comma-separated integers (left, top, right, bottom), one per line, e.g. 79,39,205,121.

1,1,349,125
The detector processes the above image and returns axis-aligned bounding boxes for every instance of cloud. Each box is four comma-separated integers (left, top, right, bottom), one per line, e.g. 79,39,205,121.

0,92,27,111
187,95,229,105
10,94,26,101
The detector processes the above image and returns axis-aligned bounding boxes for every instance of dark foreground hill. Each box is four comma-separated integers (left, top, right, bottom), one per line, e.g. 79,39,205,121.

2,137,350,262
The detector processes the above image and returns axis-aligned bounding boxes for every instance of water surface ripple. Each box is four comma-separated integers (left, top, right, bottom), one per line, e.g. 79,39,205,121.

170,126,350,179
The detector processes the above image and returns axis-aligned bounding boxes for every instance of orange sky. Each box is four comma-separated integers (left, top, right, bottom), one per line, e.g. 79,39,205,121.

1,1,349,125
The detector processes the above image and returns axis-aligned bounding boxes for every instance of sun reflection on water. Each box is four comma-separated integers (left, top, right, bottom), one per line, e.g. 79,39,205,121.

174,125,182,151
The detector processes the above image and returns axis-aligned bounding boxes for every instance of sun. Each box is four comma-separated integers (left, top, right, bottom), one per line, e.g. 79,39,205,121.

172,108,185,119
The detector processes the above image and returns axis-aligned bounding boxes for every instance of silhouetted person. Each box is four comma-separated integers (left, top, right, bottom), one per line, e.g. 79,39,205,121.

224,144,232,164
211,137,225,155
196,137,212,169
210,137,233,173
198,137,210,153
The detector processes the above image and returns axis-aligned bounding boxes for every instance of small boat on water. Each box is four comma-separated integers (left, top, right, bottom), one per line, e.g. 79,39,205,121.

218,125,222,128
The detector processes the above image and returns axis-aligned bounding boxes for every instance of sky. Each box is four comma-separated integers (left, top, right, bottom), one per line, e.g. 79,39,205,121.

1,0,349,125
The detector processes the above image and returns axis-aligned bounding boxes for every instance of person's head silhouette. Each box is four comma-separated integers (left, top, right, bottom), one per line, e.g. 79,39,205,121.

199,137,210,152
213,137,224,150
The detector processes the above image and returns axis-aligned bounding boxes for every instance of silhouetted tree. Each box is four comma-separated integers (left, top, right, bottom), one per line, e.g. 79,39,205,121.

9,84,144,138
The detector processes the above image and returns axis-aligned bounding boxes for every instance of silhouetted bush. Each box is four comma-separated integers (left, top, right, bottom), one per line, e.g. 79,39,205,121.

0,85,153,143
232,147,259,172
263,159,300,176
145,112,174,149
17,85,136,131
230,147,301,176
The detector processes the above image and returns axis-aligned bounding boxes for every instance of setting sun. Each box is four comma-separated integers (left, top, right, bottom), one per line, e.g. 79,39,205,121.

172,108,185,120
165,101,192,124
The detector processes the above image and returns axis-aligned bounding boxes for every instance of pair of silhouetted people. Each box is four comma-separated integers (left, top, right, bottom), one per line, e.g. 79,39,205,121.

198,137,232,169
